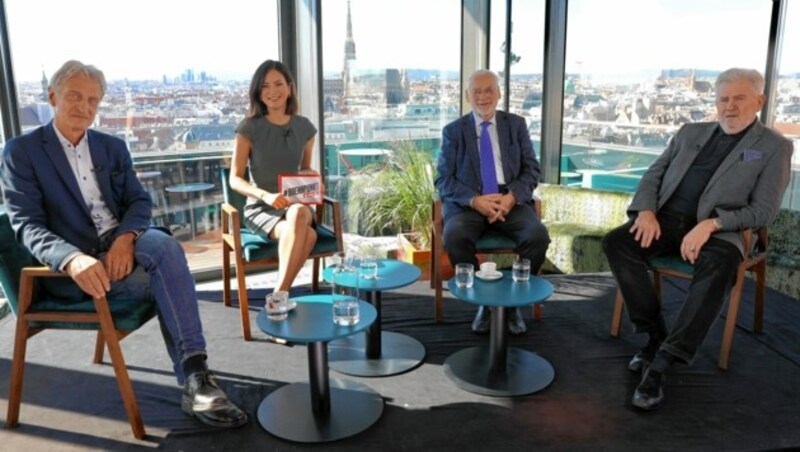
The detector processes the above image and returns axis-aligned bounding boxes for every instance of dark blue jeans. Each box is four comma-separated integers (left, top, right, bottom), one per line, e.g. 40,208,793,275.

602,211,742,364
442,201,550,273
43,228,207,384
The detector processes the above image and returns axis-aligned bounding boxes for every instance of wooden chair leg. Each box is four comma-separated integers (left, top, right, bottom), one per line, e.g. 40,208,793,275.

222,240,232,307
719,267,748,370
753,261,766,334
610,288,625,337
312,257,321,292
6,317,30,429
532,304,542,321
94,298,145,439
432,233,444,323
434,268,443,323
94,330,106,364
235,262,252,341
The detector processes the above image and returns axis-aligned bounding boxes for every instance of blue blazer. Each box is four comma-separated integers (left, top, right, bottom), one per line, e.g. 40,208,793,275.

435,110,541,221
1,122,152,270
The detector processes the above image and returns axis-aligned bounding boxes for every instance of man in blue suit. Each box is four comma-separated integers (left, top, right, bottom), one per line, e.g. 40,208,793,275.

435,69,550,334
1,60,248,428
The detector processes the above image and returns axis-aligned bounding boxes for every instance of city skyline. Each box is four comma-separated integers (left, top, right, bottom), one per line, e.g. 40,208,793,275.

5,0,799,84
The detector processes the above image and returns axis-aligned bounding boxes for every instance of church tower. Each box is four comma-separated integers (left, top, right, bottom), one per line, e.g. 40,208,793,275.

41,68,48,102
342,0,357,100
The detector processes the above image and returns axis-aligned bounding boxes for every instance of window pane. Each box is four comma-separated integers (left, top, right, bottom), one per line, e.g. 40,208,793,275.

564,0,771,192
775,3,800,211
321,0,461,239
5,0,279,272
0,113,4,206
490,0,546,173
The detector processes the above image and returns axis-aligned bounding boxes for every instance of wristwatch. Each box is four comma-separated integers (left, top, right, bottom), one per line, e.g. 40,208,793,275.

712,217,723,231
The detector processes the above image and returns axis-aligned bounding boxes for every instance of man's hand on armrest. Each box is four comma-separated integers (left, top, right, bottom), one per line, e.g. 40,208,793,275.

65,254,111,299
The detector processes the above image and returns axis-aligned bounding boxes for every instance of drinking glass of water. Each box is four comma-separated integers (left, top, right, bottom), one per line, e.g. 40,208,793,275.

332,296,360,326
360,257,378,279
512,258,531,282
332,265,360,325
455,263,474,288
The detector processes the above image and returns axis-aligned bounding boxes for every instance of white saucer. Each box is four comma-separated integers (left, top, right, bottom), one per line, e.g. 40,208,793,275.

475,270,503,281
267,300,298,315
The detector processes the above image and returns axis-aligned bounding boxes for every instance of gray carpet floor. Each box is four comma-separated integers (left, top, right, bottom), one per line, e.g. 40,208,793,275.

0,272,798,451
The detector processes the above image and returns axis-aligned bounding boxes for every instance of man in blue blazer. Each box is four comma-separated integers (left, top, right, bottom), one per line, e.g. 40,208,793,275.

603,68,794,411
1,60,248,428
435,69,550,334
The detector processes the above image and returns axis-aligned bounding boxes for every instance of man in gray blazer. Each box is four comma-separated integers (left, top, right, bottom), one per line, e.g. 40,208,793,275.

436,69,550,334
603,68,794,411
1,60,248,428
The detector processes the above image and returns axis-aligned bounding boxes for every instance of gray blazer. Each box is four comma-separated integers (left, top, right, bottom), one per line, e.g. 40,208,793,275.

629,120,794,256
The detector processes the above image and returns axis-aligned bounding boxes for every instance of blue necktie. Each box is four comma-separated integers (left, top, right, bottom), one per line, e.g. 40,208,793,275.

479,121,499,194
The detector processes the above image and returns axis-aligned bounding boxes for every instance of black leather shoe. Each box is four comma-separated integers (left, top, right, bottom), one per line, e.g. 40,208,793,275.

628,350,654,373
632,368,665,411
508,308,527,335
182,370,249,428
471,306,490,334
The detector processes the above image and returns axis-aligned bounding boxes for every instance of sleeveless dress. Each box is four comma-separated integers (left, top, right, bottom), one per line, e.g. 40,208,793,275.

235,114,317,236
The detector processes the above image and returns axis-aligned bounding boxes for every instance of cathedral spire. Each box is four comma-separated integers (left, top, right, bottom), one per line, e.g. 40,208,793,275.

342,0,357,99
41,67,49,102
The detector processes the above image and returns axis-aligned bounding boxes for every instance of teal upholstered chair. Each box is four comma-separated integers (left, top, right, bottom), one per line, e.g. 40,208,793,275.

610,228,768,370
0,210,157,439
220,167,344,340
431,199,543,323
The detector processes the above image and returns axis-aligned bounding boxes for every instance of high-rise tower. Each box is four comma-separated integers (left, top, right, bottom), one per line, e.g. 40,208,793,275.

342,0,357,100
40,68,48,102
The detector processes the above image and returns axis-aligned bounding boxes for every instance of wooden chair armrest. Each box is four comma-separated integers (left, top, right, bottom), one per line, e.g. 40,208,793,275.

321,196,344,251
755,226,769,252
220,202,241,235
432,199,443,240
21,266,66,279
532,195,542,218
221,202,239,217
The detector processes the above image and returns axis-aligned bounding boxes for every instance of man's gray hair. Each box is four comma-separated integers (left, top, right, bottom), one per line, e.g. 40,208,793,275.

468,69,500,90
49,60,107,97
715,68,764,94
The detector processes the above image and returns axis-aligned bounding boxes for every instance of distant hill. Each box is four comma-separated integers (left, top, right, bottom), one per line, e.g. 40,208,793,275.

659,69,721,79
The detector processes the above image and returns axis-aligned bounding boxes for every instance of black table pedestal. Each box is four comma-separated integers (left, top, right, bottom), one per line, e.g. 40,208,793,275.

257,341,383,442
329,291,425,377
443,307,554,396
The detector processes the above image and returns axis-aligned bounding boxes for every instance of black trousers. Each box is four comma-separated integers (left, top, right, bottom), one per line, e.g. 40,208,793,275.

442,201,550,273
602,211,742,364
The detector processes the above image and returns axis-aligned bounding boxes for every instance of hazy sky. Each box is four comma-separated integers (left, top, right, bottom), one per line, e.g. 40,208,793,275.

6,0,798,83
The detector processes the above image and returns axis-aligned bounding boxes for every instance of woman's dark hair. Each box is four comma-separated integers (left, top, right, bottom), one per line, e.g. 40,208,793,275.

246,59,298,118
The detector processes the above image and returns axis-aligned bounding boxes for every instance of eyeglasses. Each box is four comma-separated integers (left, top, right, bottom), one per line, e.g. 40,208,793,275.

470,87,497,97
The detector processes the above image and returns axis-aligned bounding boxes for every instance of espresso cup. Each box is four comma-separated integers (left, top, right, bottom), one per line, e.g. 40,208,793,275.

479,261,497,275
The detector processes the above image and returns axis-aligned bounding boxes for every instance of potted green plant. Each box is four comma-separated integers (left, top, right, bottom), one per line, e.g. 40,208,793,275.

345,141,448,279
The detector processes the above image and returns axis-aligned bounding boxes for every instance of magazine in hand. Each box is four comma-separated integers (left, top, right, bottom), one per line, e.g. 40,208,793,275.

278,173,324,205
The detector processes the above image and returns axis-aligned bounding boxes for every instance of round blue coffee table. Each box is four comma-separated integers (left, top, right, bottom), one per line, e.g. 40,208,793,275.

444,271,555,396
322,259,425,377
255,295,382,443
